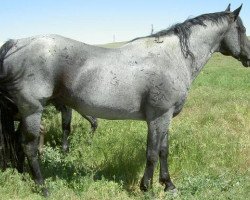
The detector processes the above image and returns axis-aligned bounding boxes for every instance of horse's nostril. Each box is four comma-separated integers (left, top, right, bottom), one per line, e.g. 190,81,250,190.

241,59,249,67
244,60,250,67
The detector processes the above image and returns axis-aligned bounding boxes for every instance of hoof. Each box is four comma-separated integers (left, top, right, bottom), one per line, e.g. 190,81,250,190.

167,188,179,197
140,183,148,192
140,177,153,192
164,181,176,192
140,180,149,192
42,187,50,197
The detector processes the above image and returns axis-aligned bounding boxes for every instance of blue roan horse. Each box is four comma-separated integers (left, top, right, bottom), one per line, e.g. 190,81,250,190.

0,5,249,195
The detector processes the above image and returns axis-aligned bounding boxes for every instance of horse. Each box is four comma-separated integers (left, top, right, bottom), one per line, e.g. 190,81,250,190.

0,4,249,196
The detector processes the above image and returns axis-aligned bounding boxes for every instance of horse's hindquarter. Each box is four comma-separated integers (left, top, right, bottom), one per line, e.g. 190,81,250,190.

4,35,91,106
4,36,62,103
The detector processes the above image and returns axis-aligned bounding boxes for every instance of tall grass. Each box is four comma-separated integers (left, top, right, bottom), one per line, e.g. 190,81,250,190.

0,52,249,199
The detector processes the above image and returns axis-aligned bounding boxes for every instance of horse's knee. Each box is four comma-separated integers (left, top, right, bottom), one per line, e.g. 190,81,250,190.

146,151,158,166
159,146,168,158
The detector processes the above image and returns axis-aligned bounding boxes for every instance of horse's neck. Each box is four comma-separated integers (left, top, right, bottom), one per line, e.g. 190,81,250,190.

188,21,229,81
124,21,229,81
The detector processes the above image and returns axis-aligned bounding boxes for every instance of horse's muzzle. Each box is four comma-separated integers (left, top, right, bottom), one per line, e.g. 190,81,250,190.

238,56,250,67
242,59,250,67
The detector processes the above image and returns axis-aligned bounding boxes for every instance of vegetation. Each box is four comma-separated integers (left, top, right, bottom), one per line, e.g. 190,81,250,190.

0,45,249,199
98,41,126,48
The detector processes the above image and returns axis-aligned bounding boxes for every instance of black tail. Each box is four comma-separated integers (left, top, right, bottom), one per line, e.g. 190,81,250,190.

0,99,20,170
0,40,23,171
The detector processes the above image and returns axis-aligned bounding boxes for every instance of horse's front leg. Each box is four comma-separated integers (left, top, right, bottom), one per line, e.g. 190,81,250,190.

159,129,176,191
21,111,48,196
140,108,173,191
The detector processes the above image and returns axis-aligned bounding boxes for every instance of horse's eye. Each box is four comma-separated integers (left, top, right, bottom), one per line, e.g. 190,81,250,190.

237,26,244,33
236,24,246,33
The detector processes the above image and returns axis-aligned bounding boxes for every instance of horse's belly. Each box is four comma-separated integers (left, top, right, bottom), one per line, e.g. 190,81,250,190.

81,106,144,120
73,90,145,120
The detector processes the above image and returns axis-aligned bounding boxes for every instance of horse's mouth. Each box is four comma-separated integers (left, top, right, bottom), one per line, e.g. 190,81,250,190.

238,57,250,67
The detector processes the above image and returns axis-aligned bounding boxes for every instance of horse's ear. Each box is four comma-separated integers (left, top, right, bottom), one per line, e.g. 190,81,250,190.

231,4,243,21
225,4,231,12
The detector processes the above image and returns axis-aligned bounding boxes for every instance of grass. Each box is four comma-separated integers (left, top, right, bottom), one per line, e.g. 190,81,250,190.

98,41,126,48
0,47,250,199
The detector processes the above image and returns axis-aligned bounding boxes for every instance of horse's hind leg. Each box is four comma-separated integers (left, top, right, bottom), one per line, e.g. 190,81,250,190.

61,106,72,153
61,106,98,152
140,108,173,191
15,124,25,173
82,115,98,133
20,100,48,196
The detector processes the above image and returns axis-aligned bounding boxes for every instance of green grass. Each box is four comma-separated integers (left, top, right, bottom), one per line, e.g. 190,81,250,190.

0,49,250,199
98,41,126,48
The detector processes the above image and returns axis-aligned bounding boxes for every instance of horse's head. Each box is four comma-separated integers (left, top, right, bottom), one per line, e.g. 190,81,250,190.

219,4,250,67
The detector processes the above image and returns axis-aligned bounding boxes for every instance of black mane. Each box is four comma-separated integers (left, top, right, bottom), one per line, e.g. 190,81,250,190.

131,11,230,59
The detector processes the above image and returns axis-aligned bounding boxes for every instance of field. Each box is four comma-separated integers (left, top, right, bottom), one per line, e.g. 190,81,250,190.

0,43,250,199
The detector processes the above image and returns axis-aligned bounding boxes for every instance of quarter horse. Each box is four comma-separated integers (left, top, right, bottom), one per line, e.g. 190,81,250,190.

0,4,249,196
